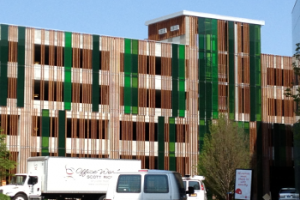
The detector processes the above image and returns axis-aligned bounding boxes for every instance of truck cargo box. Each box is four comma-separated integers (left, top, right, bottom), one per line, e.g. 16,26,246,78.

27,156,141,194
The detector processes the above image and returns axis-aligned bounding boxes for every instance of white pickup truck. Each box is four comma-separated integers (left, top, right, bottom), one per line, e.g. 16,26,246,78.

182,175,207,200
0,156,141,200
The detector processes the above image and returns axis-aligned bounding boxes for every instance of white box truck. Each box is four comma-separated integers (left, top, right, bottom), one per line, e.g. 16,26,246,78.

0,156,141,200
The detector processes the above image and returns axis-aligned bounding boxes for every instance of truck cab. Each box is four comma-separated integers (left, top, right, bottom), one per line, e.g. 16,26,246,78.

0,173,41,200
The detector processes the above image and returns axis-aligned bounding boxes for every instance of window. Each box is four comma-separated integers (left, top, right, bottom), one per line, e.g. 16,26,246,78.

117,175,141,193
189,181,200,190
9,175,27,185
170,25,179,32
28,176,38,185
158,28,167,35
144,175,169,193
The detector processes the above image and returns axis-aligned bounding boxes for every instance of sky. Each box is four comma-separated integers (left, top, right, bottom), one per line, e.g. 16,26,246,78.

0,0,296,56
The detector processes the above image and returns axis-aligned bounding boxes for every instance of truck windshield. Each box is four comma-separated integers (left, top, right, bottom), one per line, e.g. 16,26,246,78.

9,175,27,185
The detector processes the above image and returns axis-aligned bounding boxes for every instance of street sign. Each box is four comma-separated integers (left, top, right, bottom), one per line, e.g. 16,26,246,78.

234,169,252,200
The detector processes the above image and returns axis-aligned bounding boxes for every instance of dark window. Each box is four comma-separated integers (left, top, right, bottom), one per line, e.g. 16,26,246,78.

155,90,161,108
144,174,169,193
67,118,71,138
133,122,137,140
117,175,141,193
34,44,64,66
155,57,161,75
28,176,38,185
189,181,200,190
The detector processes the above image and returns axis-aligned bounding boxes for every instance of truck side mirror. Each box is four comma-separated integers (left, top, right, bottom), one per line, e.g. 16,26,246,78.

187,186,195,195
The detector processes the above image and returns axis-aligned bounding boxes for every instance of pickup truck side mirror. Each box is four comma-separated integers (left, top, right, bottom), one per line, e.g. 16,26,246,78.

187,186,195,195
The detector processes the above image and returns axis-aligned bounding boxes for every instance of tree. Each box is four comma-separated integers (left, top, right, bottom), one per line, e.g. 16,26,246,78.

198,115,250,200
0,129,17,182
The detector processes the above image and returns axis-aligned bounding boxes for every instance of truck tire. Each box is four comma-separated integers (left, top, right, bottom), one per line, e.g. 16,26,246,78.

98,195,106,200
13,194,28,200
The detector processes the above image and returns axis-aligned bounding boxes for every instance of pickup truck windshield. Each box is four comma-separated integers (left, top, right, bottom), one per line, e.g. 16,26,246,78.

9,175,27,185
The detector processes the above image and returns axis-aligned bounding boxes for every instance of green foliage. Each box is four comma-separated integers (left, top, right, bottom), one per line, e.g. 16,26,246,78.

198,115,250,200
0,193,10,200
0,129,17,180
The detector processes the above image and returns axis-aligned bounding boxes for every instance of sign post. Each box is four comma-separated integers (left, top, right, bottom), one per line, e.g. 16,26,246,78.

234,169,252,200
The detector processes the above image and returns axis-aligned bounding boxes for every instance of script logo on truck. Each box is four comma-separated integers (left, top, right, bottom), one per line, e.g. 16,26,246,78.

65,165,76,181
64,165,120,180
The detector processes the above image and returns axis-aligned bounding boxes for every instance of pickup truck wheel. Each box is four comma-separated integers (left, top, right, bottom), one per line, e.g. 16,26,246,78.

13,194,28,200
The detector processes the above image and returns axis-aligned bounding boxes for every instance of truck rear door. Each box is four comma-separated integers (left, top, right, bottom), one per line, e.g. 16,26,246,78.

113,174,142,200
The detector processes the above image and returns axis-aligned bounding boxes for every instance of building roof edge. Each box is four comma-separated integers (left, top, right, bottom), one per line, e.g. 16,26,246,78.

145,10,265,26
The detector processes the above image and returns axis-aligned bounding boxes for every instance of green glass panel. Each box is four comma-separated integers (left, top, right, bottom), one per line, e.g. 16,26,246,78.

199,51,205,121
64,32,72,110
158,117,165,170
58,110,66,156
41,109,50,156
206,52,211,80
256,56,262,121
250,56,256,121
206,82,212,120
0,24,8,106
198,18,205,51
17,26,25,107
169,117,176,171
211,19,218,119
255,25,261,56
199,17,219,151
205,18,212,51
132,39,138,115
92,35,100,112
178,45,185,117
228,21,235,120
172,44,179,117
249,24,262,121
206,34,211,51
124,38,131,114
198,17,206,152
199,81,206,119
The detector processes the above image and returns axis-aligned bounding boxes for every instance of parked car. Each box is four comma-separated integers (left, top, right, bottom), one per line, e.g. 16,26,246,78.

279,188,299,200
183,175,207,200
104,169,191,200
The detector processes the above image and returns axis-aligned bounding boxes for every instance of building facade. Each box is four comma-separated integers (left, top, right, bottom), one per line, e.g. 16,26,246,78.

0,10,296,199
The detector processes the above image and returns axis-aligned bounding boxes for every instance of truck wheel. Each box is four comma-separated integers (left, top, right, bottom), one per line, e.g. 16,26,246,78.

98,195,106,200
13,194,28,200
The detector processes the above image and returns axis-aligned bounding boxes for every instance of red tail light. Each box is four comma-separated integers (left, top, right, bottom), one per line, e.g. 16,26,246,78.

201,183,204,190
